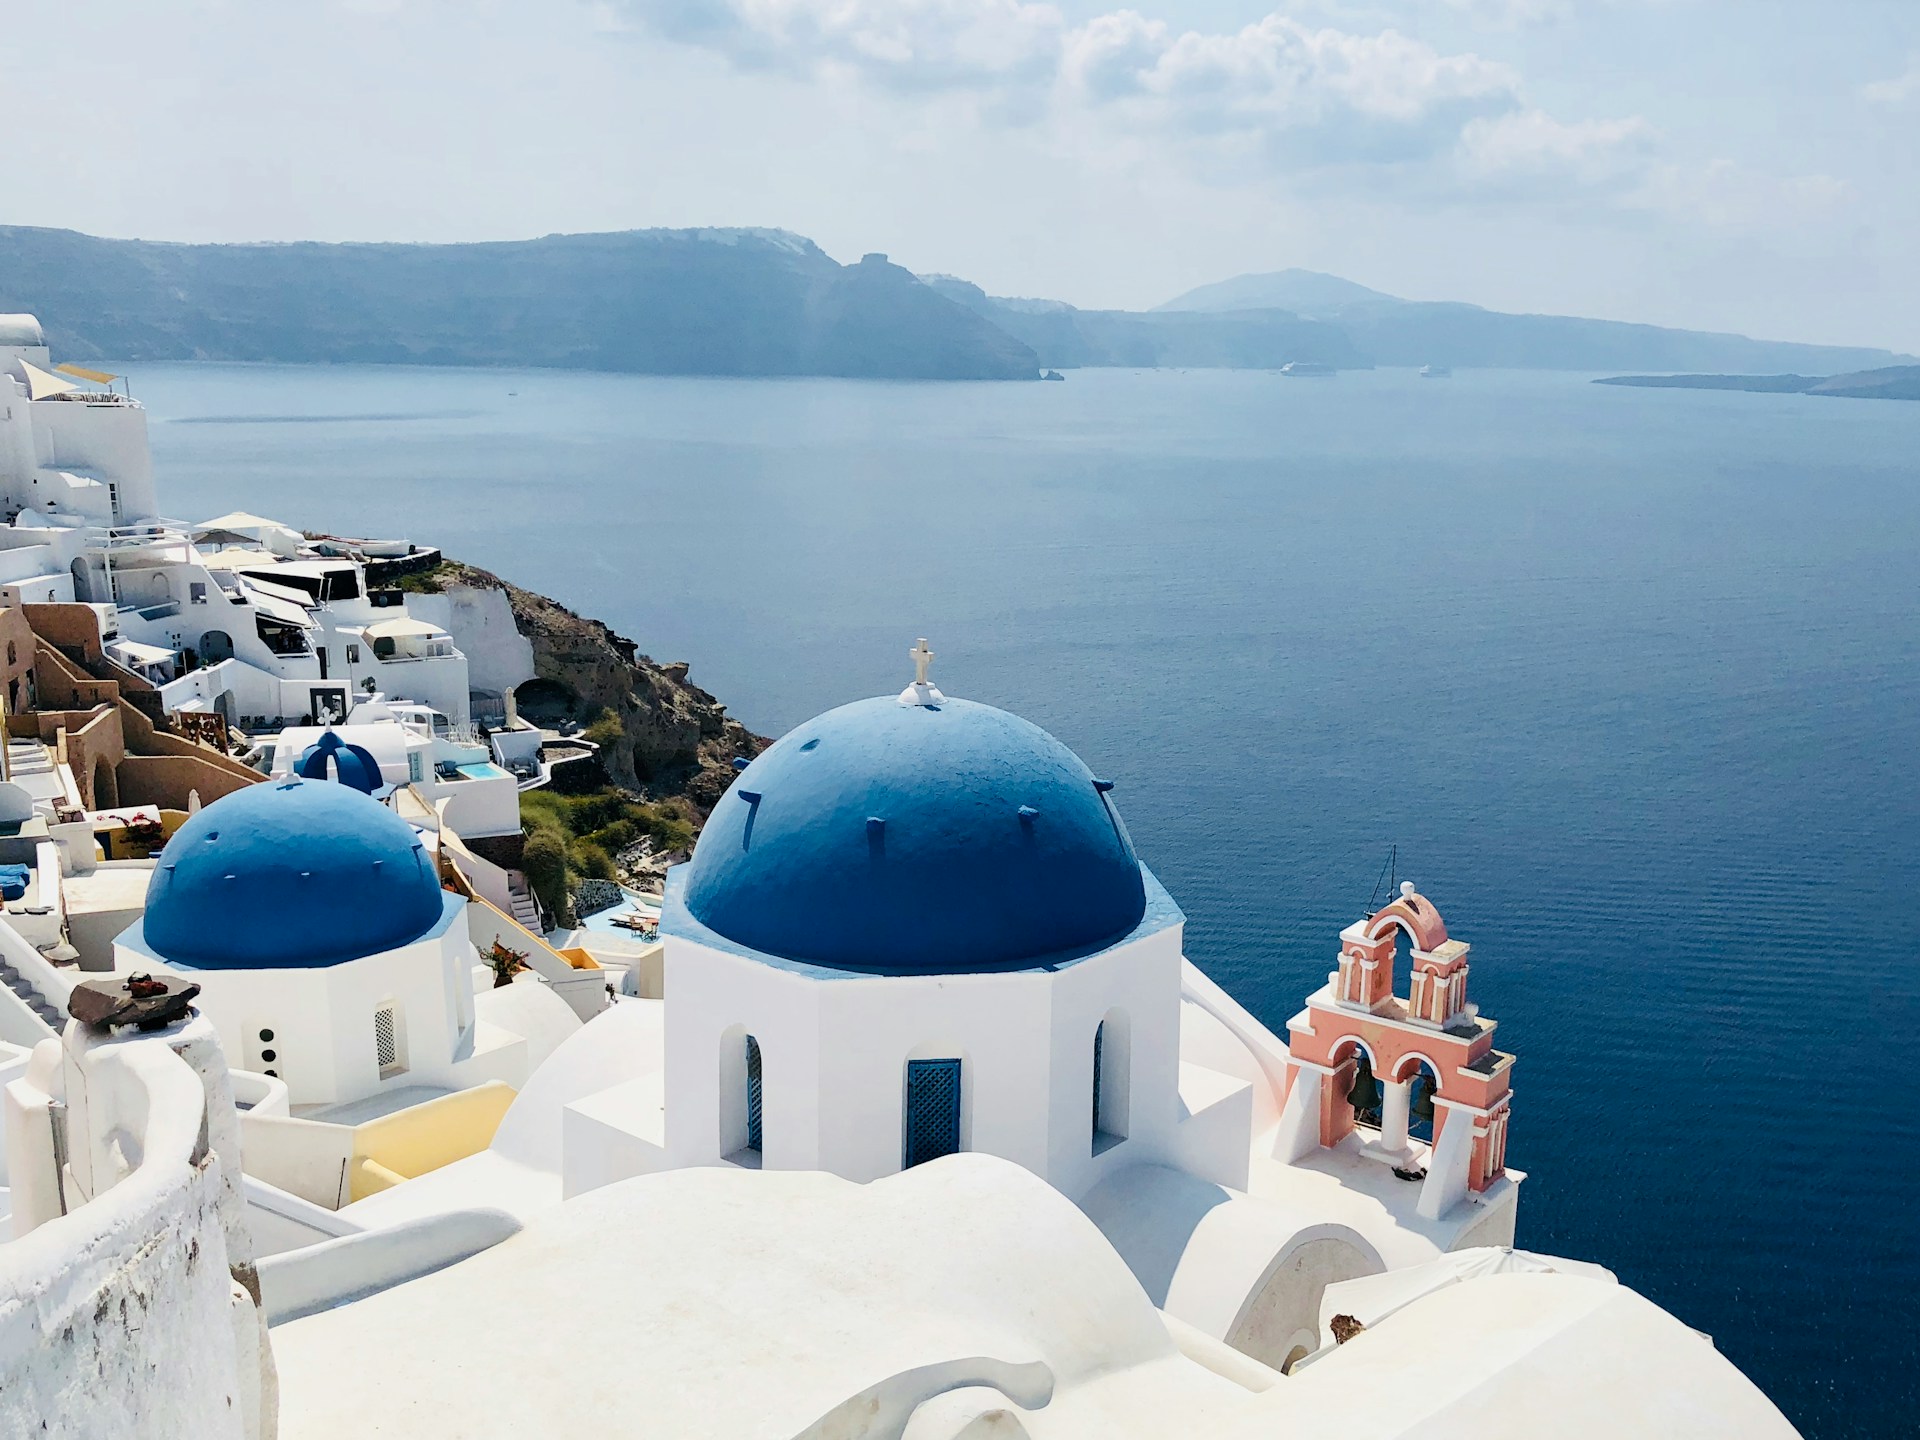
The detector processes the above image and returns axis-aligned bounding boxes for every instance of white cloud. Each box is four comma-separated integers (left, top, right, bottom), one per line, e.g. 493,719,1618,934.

1455,108,1655,193
605,1,1658,197
1862,55,1919,107
1435,0,1573,29
1639,159,1854,230
609,0,1063,90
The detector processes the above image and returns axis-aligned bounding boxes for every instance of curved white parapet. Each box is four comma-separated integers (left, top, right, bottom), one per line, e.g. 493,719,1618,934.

257,1206,523,1326
790,1355,1053,1440
0,1013,274,1440
1080,1161,1384,1371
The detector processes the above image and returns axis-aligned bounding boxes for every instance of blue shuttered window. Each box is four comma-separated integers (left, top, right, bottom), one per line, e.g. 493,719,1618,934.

903,1058,962,1169
745,1035,763,1153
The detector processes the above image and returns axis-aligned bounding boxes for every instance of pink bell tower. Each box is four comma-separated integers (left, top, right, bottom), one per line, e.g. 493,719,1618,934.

1273,882,1516,1224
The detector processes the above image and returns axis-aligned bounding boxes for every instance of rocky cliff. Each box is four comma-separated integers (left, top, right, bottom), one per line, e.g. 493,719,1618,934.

0,225,1040,381
430,563,763,814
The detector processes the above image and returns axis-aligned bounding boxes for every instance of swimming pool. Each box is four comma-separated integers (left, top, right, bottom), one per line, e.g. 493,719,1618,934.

579,887,663,938
454,761,513,781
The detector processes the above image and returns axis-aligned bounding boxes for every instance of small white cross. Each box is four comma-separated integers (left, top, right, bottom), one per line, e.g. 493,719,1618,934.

910,638,935,686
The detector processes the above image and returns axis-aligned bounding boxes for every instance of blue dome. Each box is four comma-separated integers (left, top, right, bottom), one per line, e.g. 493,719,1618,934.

144,778,446,969
681,696,1147,972
296,730,384,794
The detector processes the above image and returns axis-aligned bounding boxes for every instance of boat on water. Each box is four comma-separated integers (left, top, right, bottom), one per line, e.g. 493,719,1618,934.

1420,364,1453,379
1279,361,1336,377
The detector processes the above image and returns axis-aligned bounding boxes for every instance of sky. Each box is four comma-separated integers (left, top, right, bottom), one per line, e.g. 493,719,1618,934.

3,0,1917,351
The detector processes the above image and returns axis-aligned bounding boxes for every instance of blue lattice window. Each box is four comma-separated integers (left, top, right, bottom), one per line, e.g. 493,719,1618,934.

745,1035,763,1153
903,1058,962,1169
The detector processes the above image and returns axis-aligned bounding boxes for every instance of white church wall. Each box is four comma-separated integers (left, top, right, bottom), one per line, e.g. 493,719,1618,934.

121,903,479,1109
660,927,1206,1193
664,943,826,1169
1041,927,1188,1200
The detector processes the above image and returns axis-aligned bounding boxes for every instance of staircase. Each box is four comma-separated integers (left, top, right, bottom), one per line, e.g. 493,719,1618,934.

506,881,544,934
0,953,62,1029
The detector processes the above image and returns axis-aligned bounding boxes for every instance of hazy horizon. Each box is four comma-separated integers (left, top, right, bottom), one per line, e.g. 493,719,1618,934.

3,1,1917,353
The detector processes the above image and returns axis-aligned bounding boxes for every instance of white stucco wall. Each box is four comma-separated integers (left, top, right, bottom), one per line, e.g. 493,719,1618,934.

410,585,534,703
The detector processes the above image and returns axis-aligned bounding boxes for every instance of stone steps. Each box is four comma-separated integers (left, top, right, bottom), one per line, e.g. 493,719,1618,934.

0,956,62,1027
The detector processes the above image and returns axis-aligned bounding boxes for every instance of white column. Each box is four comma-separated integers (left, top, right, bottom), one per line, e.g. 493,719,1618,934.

1273,1061,1325,1164
1379,1079,1412,1154
1417,1104,1476,1221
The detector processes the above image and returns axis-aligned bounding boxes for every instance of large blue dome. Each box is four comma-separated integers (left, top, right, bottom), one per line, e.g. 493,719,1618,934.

143,778,447,969
681,696,1147,972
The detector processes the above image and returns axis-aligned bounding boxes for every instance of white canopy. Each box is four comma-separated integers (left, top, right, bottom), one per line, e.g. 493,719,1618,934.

1318,1246,1616,1336
199,510,292,533
197,511,303,556
107,639,177,668
363,616,444,641
19,360,79,400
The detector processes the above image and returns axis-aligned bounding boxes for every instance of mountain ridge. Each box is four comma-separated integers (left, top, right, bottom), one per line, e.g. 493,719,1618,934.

3,224,1909,380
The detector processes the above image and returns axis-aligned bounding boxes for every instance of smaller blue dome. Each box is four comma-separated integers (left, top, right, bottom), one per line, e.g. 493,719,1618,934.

144,778,446,970
296,730,384,794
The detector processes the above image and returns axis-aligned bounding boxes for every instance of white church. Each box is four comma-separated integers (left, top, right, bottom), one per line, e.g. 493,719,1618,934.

0,638,1801,1438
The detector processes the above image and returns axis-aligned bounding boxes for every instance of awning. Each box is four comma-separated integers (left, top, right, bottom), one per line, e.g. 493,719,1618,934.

244,575,320,609
55,362,117,385
249,589,318,630
107,639,177,667
364,616,444,641
18,360,79,400
199,547,278,569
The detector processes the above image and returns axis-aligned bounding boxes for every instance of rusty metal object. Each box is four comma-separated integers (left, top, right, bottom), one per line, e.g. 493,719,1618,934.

67,972,201,1032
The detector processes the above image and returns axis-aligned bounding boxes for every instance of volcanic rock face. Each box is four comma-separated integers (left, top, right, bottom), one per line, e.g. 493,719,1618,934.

438,563,762,813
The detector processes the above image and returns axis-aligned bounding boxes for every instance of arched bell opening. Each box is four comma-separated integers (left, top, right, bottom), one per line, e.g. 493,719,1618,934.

1404,1060,1440,1146
1328,1037,1382,1137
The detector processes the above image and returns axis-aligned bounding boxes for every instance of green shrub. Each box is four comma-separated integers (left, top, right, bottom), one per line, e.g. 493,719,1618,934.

583,707,625,750
522,830,570,922
586,819,638,854
571,841,616,881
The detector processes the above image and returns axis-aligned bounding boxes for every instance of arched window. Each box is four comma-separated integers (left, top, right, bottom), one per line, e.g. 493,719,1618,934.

718,1025,762,1161
745,1034,763,1154
903,1058,962,1169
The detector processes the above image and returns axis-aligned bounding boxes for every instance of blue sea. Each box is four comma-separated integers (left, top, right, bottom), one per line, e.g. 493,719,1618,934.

127,361,1919,1437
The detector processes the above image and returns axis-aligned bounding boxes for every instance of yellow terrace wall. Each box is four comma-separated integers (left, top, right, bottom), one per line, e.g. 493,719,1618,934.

347,1080,518,1202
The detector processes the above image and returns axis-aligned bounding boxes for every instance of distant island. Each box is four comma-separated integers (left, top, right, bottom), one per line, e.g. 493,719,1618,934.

1595,365,1920,401
0,225,1910,382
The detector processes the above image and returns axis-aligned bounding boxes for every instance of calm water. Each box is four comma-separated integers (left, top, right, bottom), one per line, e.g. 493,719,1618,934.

128,361,1919,1437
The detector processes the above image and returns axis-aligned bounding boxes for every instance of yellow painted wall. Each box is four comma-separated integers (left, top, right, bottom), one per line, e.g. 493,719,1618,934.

346,1081,517,1201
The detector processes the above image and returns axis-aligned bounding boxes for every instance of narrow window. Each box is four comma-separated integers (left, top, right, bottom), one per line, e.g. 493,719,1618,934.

374,1002,407,1079
1092,1010,1131,1151
1092,1021,1105,1148
903,1058,962,1169
745,1035,763,1153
